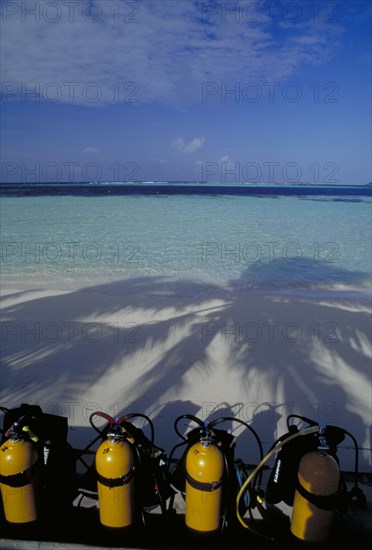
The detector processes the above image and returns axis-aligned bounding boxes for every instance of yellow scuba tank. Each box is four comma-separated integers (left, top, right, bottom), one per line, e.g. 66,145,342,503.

290,431,340,543
171,414,263,536
0,417,39,524
95,414,136,529
185,427,224,533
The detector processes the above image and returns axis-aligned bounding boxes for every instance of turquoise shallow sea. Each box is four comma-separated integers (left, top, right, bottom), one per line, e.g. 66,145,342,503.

0,184,371,494
1,184,371,293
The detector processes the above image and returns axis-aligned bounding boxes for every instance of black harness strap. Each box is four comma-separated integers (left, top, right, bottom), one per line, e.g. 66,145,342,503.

296,480,337,511
96,467,135,489
0,461,39,488
186,472,223,493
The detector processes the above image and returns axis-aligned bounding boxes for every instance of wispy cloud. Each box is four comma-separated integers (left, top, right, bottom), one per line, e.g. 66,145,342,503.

172,137,205,154
1,0,345,106
217,155,232,164
83,147,99,154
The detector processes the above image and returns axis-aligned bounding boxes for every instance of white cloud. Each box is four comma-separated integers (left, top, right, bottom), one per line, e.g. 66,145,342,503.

217,155,231,164
195,154,234,172
83,147,99,154
172,137,205,154
0,0,345,106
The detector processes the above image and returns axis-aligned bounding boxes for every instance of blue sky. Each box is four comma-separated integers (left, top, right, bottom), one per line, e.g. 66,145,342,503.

1,0,371,184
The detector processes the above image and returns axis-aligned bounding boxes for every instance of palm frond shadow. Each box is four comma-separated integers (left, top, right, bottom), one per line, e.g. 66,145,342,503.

0,259,370,470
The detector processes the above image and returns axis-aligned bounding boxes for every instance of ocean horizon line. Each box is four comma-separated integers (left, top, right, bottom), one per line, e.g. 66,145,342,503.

1,181,371,197
1,181,371,186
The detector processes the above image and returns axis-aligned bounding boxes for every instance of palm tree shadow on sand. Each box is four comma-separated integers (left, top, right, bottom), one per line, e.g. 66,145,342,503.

0,257,371,472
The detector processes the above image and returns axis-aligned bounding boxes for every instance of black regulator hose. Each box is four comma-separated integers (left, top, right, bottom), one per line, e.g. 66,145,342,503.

208,416,264,485
173,414,205,441
0,407,10,435
116,413,155,445
89,411,155,445
167,415,206,469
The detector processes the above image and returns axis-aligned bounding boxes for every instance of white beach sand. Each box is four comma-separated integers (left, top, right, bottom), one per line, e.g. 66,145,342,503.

0,276,371,474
